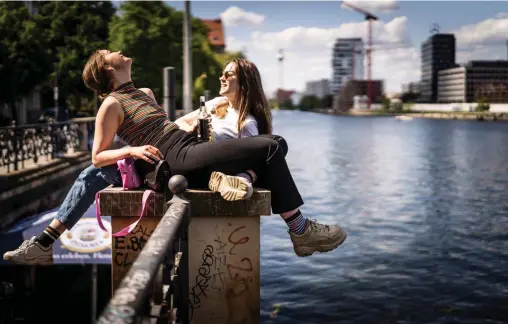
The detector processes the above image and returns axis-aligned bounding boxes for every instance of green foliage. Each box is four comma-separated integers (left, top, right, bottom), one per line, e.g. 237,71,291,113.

36,1,115,112
298,95,322,111
475,97,490,112
109,2,181,102
215,51,247,67
322,94,333,108
0,2,51,120
280,99,295,110
109,1,230,108
381,97,390,111
2,0,246,121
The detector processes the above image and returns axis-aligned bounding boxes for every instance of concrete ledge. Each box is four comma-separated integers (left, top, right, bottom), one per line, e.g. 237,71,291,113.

98,187,271,217
104,182,271,323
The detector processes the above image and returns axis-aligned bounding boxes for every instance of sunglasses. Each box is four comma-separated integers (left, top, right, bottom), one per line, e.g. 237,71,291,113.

220,71,236,79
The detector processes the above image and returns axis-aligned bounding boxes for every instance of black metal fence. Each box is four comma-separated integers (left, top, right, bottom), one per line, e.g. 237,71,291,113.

97,176,190,324
0,117,95,173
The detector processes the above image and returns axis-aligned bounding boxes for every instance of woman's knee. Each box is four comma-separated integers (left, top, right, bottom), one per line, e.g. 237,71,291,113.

257,134,288,157
272,135,288,157
258,137,285,163
78,164,101,181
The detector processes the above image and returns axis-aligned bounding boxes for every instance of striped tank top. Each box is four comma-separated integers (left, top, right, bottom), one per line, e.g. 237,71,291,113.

109,82,179,148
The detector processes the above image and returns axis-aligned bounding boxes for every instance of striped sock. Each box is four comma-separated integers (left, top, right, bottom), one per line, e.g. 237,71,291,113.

37,226,61,247
285,210,308,235
236,172,253,184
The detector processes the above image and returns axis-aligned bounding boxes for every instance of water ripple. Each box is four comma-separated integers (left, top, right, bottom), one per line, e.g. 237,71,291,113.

260,111,508,324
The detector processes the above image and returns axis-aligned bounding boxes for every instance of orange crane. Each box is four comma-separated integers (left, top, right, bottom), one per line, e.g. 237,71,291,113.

341,1,378,108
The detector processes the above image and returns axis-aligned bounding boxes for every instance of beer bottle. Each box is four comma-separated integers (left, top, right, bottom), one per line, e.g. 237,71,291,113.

197,96,210,142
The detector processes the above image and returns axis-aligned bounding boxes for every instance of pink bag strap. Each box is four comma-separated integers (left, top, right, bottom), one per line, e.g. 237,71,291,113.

95,190,154,237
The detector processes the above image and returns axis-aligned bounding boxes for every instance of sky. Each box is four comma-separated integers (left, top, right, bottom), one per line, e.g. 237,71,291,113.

165,1,508,96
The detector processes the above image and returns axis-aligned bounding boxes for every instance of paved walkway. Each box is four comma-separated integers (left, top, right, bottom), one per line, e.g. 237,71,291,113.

0,151,85,175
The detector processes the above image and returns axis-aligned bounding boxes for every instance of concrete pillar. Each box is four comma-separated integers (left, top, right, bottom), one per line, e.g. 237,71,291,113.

98,187,271,324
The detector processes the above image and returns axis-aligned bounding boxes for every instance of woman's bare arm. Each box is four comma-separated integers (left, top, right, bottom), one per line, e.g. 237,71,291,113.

91,97,130,167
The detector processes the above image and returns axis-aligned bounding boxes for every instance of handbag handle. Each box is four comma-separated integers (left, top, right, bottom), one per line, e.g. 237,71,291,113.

95,190,154,237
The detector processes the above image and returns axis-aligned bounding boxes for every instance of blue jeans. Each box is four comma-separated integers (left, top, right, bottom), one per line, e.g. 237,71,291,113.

56,164,121,229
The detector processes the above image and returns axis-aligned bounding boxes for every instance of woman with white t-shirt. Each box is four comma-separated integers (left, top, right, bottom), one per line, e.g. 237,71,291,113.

174,59,287,201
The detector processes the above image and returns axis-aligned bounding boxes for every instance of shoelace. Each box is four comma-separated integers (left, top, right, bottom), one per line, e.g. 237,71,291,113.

309,219,330,232
14,239,31,252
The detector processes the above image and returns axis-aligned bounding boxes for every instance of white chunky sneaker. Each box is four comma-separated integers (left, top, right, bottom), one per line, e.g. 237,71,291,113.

209,171,253,201
289,220,347,257
3,236,53,265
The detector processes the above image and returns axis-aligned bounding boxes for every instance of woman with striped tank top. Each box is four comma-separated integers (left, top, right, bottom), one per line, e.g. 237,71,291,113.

3,50,346,263
86,50,346,257
3,58,293,265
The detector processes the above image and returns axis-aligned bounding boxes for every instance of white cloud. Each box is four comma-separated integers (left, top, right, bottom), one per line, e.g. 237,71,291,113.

457,45,506,63
251,16,410,52
342,0,399,14
453,12,508,47
220,6,265,26
225,36,247,52
230,11,506,97
249,16,416,95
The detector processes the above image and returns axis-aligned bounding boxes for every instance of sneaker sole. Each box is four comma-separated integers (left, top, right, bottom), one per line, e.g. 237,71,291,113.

294,232,347,257
209,171,251,201
3,254,54,266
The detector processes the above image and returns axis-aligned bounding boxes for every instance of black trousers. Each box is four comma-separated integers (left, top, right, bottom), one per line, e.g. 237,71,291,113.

160,130,302,214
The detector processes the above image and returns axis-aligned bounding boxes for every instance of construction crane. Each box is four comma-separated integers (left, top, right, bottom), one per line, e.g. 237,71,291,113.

341,1,378,108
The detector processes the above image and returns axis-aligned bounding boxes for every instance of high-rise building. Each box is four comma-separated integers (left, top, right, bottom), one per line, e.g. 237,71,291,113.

331,38,364,94
305,79,330,98
438,60,508,103
402,82,421,94
420,33,456,102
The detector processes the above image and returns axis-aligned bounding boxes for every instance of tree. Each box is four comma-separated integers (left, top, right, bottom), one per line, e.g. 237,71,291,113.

475,97,490,112
280,99,295,110
109,1,178,102
299,95,321,111
215,51,246,67
109,1,225,109
0,2,51,123
322,94,333,108
36,1,115,115
381,97,390,111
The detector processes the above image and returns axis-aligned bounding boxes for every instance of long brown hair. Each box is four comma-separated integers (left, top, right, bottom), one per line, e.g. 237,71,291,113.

82,50,114,100
215,59,272,135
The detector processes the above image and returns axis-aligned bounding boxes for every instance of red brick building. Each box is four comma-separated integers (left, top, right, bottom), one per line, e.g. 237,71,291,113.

201,19,226,53
276,89,295,102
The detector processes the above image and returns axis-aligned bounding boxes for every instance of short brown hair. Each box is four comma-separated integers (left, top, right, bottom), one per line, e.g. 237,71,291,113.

82,50,113,100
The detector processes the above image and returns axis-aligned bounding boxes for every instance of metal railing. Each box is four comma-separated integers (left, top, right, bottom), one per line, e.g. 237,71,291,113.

97,175,190,324
0,117,95,173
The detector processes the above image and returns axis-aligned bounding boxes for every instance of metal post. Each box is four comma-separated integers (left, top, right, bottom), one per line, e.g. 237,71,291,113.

183,0,193,114
54,65,59,121
91,264,97,324
367,19,372,109
163,67,176,121
276,49,284,108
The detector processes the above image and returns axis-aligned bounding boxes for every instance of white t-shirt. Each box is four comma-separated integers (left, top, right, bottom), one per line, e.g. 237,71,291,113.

205,96,259,140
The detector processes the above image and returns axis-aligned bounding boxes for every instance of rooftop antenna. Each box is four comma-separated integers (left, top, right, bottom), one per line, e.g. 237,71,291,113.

430,23,440,35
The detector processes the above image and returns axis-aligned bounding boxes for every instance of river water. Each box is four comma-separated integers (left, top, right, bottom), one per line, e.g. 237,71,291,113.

260,110,508,324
